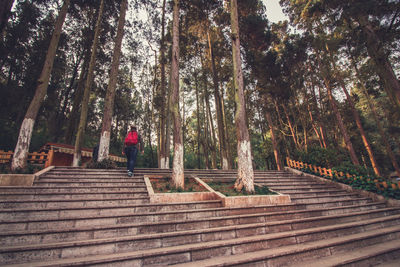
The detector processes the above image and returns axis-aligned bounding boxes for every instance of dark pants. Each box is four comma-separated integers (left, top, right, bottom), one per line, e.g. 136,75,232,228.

124,146,138,173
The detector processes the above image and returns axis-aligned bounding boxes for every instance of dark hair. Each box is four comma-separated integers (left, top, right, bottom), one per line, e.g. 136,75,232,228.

131,126,137,131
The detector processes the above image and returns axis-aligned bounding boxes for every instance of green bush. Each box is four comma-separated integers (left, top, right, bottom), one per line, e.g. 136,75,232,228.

294,146,350,168
86,159,117,169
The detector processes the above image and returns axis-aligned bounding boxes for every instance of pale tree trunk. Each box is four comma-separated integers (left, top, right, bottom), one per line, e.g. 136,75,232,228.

98,0,127,161
202,94,210,169
73,0,104,166
323,77,360,166
170,0,184,188
0,0,14,36
207,31,228,169
230,0,254,193
159,0,168,168
11,0,70,170
357,15,400,108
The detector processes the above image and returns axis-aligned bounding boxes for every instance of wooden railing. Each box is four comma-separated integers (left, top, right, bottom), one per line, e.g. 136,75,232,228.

286,157,400,191
0,150,49,165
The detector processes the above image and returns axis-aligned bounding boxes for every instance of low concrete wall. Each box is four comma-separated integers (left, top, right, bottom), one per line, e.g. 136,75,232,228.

145,175,291,207
285,167,400,207
144,176,219,203
0,165,55,186
195,177,291,207
0,174,34,186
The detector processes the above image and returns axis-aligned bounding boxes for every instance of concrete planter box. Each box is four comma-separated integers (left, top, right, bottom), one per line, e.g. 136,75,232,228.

145,175,291,207
144,176,217,203
196,178,291,207
0,166,54,186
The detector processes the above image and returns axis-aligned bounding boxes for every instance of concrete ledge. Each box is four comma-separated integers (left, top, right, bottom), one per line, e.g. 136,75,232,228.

145,175,291,207
285,167,400,207
0,174,34,186
0,165,55,186
144,176,218,203
195,176,291,207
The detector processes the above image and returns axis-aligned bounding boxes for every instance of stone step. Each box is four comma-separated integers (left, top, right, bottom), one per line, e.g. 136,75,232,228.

288,239,400,267
170,225,400,267
0,186,147,194
33,181,145,187
0,191,149,200
0,200,222,222
291,193,362,203
0,204,397,246
0,197,150,209
0,200,389,233
36,176,145,182
277,190,349,198
2,217,400,266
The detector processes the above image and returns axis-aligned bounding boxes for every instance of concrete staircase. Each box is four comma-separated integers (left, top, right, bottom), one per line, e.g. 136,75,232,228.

0,167,399,266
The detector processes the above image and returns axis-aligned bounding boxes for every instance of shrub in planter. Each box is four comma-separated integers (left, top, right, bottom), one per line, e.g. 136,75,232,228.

86,159,117,169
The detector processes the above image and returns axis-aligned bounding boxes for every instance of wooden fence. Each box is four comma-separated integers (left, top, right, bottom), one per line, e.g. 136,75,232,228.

286,157,400,191
0,150,49,165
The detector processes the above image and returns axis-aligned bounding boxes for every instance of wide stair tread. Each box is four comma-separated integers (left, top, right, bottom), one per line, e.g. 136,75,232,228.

170,225,400,267
3,218,400,266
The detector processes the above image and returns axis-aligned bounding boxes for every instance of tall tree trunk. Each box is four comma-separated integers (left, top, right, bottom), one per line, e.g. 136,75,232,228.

170,0,183,188
11,0,70,170
230,0,254,193
282,103,299,149
309,80,328,148
73,0,104,166
202,93,210,169
333,67,381,175
323,76,360,166
357,15,400,108
194,72,202,169
350,53,400,176
207,30,228,169
325,45,381,175
98,0,127,161
0,0,14,36
265,107,282,170
158,0,168,169
65,57,89,144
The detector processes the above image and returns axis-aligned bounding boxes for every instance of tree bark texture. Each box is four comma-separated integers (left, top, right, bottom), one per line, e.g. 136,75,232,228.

158,0,168,168
170,0,184,188
73,0,104,166
207,31,229,170
230,0,254,193
11,0,70,170
98,0,127,162
265,107,282,170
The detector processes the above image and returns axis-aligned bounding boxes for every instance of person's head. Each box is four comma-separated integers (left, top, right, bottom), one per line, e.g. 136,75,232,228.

130,126,137,132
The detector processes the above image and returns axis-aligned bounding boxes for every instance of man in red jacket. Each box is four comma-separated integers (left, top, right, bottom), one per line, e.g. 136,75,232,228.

123,126,143,177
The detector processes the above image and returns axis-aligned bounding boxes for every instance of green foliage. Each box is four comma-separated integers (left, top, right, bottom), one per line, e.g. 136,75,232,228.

297,162,400,200
86,159,117,169
294,146,351,168
206,180,277,196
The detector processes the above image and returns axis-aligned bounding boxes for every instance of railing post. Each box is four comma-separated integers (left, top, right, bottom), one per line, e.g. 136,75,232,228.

45,149,55,168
